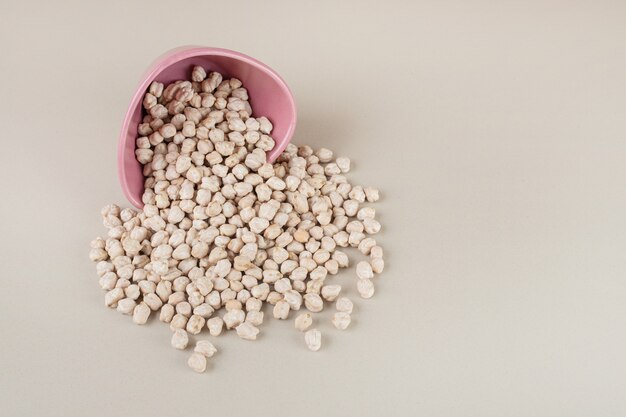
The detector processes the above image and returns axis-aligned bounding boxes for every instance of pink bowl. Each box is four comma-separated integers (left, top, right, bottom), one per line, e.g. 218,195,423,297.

118,46,297,208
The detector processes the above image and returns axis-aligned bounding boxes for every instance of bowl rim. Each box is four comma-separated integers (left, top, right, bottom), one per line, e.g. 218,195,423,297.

117,45,297,208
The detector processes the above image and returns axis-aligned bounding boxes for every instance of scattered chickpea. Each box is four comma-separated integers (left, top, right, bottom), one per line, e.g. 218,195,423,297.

188,352,207,373
236,322,260,340
356,261,374,279
207,317,224,336
194,340,217,357
332,312,351,330
132,302,151,324
357,279,375,299
335,297,354,314
304,329,322,351
294,312,313,331
171,329,189,350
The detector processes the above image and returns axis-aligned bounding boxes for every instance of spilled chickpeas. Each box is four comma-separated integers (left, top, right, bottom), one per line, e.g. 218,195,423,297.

89,66,384,372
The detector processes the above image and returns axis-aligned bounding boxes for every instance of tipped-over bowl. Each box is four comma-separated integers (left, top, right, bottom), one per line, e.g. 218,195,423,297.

118,46,297,208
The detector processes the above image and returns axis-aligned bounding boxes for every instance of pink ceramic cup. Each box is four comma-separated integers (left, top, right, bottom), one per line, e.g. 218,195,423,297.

118,46,297,208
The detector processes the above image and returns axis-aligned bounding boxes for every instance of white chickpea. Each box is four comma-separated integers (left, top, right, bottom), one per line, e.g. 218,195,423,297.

236,322,260,340
207,317,224,336
132,302,151,324
304,329,322,351
187,352,207,373
357,279,375,299
171,329,189,350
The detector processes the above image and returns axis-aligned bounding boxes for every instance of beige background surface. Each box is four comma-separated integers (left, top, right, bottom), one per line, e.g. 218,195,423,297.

1,1,625,416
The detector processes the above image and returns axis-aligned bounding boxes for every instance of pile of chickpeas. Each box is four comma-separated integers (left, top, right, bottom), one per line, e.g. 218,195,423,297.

89,67,384,372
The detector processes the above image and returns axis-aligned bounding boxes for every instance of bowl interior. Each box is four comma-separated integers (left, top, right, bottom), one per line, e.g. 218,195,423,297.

119,50,296,208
